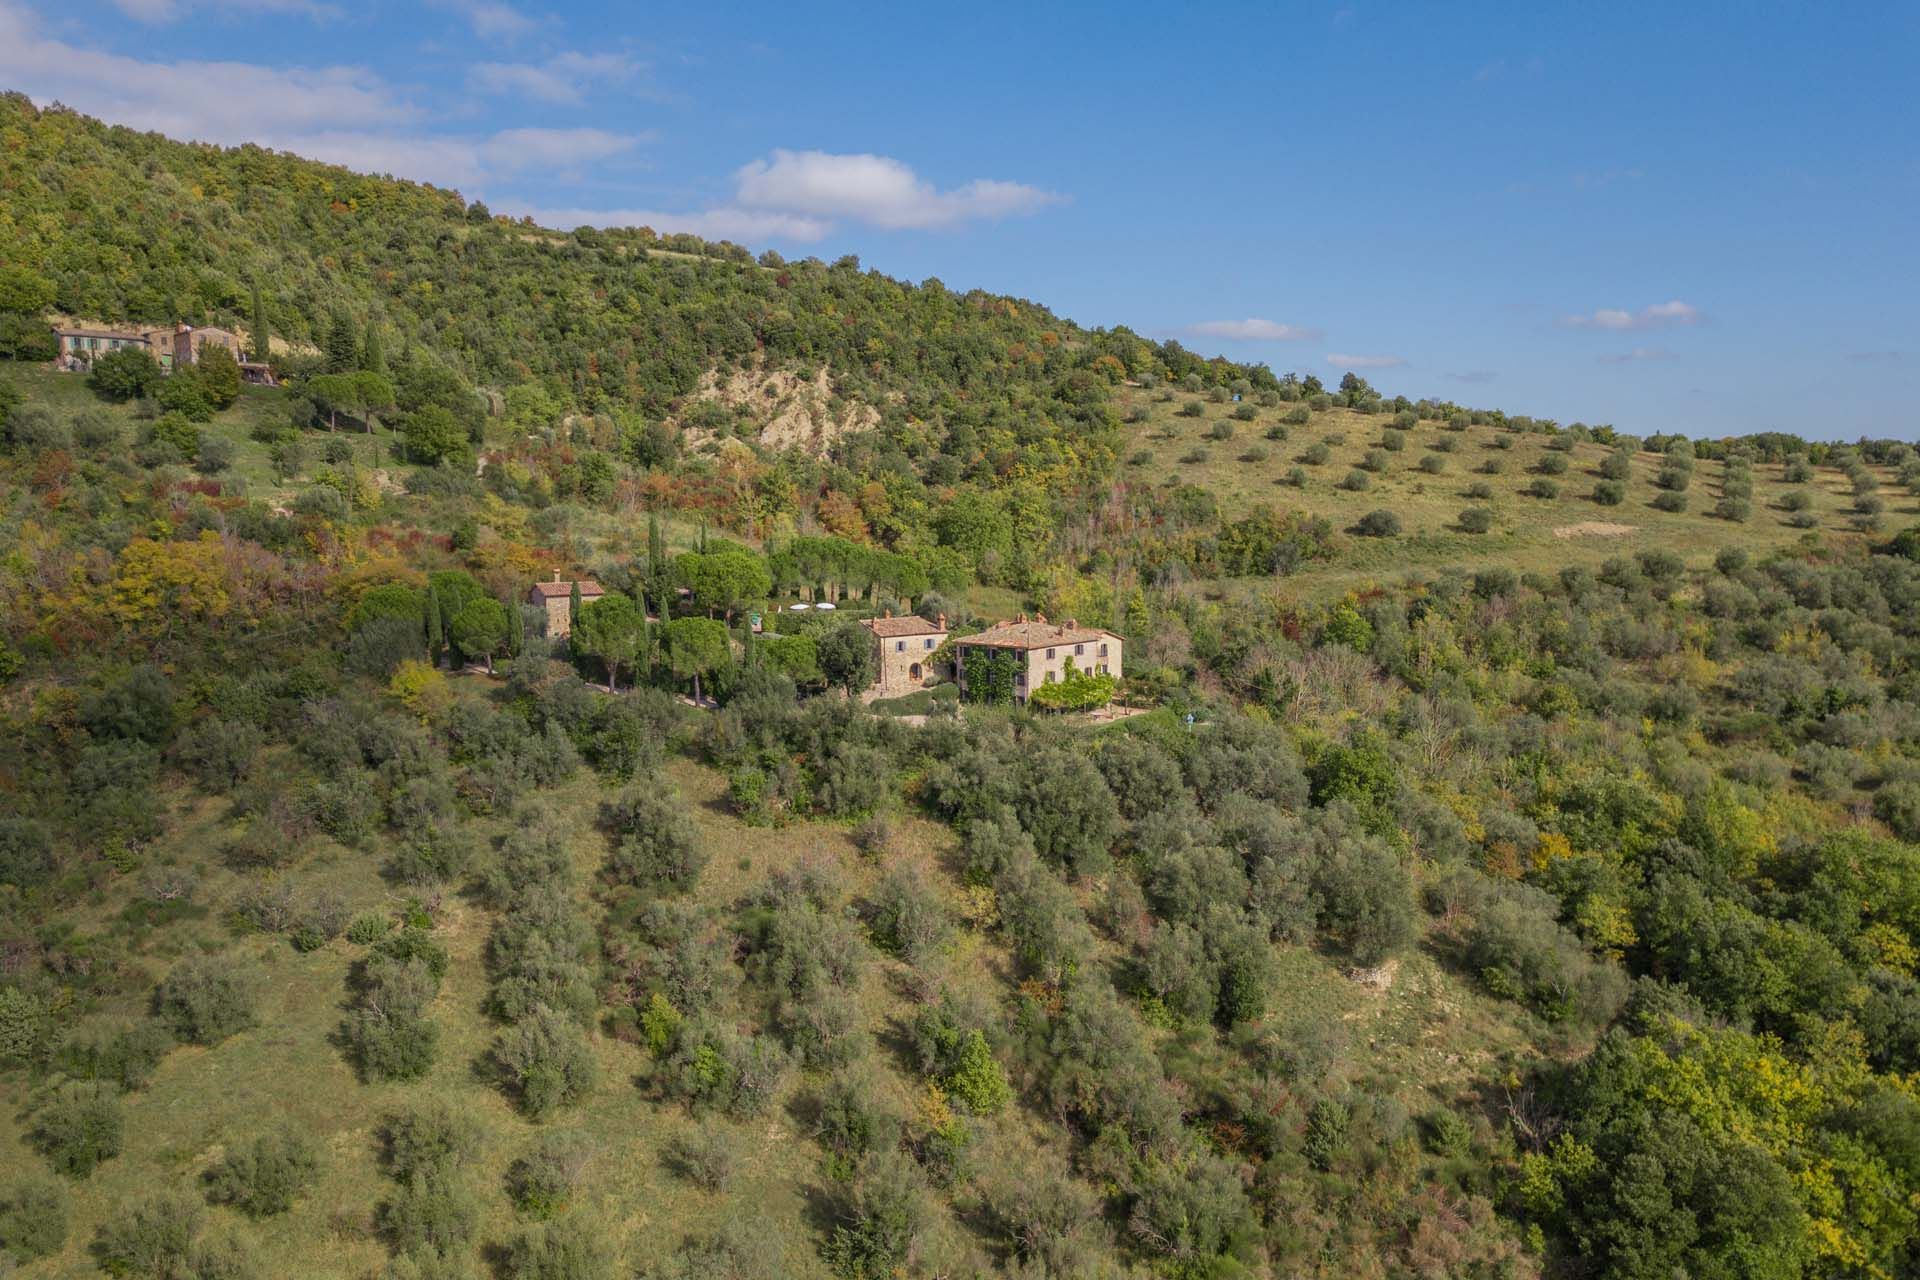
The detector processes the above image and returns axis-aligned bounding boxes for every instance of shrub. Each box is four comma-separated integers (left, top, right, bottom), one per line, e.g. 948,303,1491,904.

1361,448,1388,472
382,1169,479,1260
822,1152,929,1280
385,1102,483,1181
0,1176,67,1263
1178,447,1209,465
1466,481,1494,499
1355,510,1401,537
1716,497,1753,522
1652,490,1688,513
1283,406,1310,425
502,1215,615,1280
55,1019,173,1091
1458,507,1494,534
91,1191,202,1278
1238,445,1269,463
506,1132,594,1218
1537,454,1569,475
1419,454,1447,474
493,1005,598,1120
1592,480,1626,506
1339,469,1371,492
603,785,707,894
1208,419,1234,441
1379,429,1406,452
204,1128,320,1217
194,435,235,475
1177,400,1204,418
1301,443,1330,465
31,1082,124,1178
867,863,952,964
1599,451,1632,481
1283,466,1307,487
155,954,262,1045
664,1127,736,1191
1526,478,1559,499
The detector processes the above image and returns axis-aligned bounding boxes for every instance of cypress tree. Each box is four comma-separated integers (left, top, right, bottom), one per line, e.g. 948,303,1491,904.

425,588,444,665
568,581,582,630
506,597,524,658
249,280,269,362
647,514,665,578
324,310,358,374
362,321,387,376
697,517,708,555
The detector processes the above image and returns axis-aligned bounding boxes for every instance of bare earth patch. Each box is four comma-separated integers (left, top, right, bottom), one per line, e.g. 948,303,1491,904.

1551,521,1637,539
683,360,881,455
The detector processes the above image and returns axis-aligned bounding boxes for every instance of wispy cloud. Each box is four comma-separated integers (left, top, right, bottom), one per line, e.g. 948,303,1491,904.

469,52,642,106
732,150,1063,231
1844,350,1903,363
1598,346,1675,364
1186,318,1322,341
1571,166,1645,190
429,0,533,38
1327,353,1407,370
1561,299,1702,331
1446,370,1499,383
110,0,337,21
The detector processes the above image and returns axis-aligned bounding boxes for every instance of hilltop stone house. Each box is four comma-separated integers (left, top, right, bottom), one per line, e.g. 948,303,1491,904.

862,610,948,695
528,574,604,639
955,612,1122,705
52,321,275,384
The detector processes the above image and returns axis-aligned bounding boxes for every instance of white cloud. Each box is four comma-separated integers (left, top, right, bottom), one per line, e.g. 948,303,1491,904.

110,0,338,22
469,52,640,106
479,127,645,172
1561,299,1702,331
1327,353,1407,370
429,0,534,38
1186,318,1321,341
733,149,1063,230
1598,346,1675,364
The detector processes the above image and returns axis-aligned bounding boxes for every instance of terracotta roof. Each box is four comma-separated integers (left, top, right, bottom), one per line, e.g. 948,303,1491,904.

956,615,1117,650
528,579,605,601
863,614,946,638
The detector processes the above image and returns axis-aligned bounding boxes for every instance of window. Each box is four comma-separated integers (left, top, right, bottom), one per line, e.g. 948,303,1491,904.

1100,643,1109,657
1015,672,1026,685
1046,647,1055,659
1044,671,1056,684
1074,643,1084,656
896,641,906,652
924,638,934,648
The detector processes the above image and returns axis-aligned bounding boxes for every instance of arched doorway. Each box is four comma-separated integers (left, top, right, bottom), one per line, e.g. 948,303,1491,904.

909,662,923,681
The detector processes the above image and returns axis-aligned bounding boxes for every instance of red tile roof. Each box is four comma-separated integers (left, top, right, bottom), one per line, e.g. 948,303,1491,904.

863,614,946,638
528,579,605,601
955,616,1116,650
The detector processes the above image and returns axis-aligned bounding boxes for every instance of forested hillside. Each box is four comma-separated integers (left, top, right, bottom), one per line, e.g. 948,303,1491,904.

2,95,1920,1280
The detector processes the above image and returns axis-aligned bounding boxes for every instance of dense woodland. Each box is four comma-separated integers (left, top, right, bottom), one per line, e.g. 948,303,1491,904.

2,95,1920,1279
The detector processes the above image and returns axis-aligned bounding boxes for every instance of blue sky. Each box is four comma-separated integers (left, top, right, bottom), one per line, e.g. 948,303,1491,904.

4,0,1915,438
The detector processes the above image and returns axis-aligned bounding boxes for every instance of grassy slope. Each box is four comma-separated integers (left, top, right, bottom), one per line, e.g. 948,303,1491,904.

0,684,1545,1276
1117,386,1909,600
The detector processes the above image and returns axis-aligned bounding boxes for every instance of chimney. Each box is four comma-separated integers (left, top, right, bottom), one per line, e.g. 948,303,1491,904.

936,612,947,631
1065,617,1077,631
552,571,560,582
1036,611,1048,624
1016,612,1027,623
883,608,892,618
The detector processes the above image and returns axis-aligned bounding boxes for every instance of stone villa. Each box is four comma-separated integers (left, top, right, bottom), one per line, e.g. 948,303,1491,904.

52,322,275,385
954,613,1123,704
527,574,604,640
862,610,948,696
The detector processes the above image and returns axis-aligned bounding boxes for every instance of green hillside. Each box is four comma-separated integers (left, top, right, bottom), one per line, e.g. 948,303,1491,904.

1,95,1919,1280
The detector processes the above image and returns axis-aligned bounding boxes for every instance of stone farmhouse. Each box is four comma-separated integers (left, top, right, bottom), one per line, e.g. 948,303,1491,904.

52,322,275,385
954,613,1122,704
862,610,948,696
527,574,604,640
